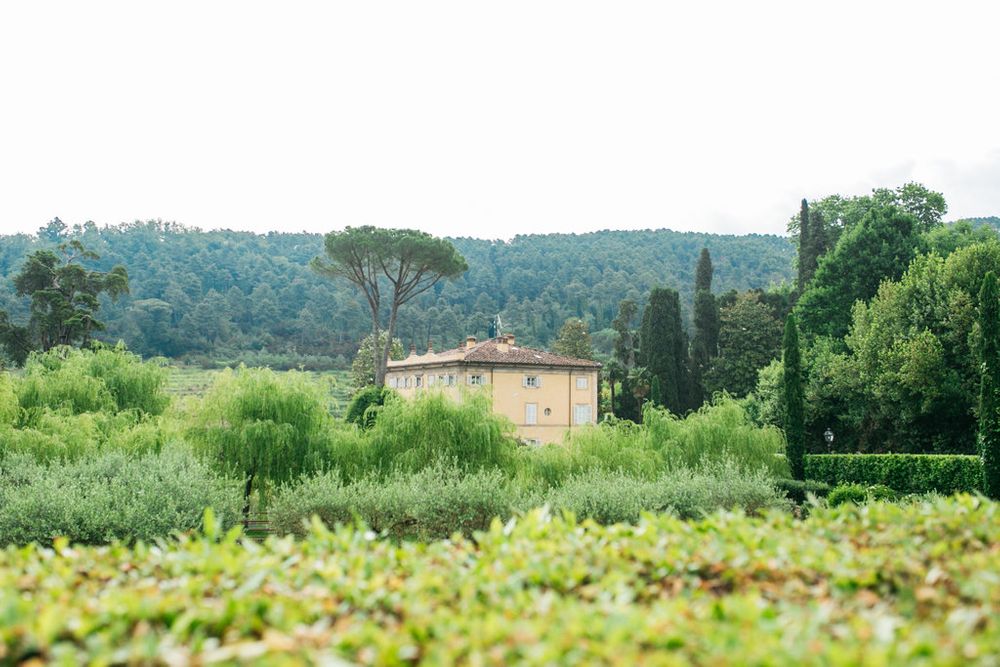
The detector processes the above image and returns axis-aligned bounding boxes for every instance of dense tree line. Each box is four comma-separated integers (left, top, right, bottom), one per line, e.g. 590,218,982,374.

0,221,794,365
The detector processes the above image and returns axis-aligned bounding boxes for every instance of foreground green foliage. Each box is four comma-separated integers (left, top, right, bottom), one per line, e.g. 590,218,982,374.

805,454,983,495
1,496,997,664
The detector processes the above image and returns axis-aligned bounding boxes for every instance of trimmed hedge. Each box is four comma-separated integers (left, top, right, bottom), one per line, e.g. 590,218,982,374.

805,454,983,494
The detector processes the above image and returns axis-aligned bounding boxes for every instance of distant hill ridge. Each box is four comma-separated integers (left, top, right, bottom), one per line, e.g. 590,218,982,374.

0,223,795,361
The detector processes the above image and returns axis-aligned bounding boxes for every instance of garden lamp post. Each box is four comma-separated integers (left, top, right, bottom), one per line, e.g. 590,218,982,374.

824,428,834,453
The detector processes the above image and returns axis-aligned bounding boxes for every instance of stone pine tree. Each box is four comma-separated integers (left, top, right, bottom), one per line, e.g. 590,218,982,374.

978,271,1000,498
311,227,467,386
640,287,688,414
783,314,805,480
690,248,719,406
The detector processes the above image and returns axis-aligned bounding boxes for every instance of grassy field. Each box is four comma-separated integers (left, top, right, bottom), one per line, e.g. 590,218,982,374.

165,365,353,417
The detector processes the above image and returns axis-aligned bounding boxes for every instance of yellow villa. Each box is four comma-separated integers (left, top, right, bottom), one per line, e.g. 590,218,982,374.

385,334,601,444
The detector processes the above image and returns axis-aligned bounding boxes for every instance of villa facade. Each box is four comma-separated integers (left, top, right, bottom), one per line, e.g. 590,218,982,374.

385,334,601,444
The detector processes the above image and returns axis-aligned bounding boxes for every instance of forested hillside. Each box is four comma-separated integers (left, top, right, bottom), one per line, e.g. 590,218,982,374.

0,220,794,363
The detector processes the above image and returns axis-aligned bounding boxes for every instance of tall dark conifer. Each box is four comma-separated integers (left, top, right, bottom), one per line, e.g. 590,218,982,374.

612,299,641,421
978,271,1000,498
690,248,720,407
796,199,812,294
640,287,688,414
783,314,805,480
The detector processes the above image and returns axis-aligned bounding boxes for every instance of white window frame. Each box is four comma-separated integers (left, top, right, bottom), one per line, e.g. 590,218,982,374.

525,402,538,425
428,374,436,387
575,376,589,390
388,377,398,389
415,375,422,388
468,374,485,386
573,403,593,425
523,375,541,388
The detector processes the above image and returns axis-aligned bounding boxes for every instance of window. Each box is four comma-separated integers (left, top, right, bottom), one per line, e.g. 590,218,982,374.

388,377,398,389
523,375,541,388
415,375,422,388
468,374,485,386
522,438,541,447
573,404,593,425
525,403,538,425
544,407,551,416
428,374,436,387
404,376,411,388
447,374,457,386
576,376,589,390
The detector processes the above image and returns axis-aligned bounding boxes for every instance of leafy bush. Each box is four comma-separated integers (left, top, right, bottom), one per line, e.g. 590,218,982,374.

545,462,786,523
519,398,788,486
270,464,531,540
805,453,983,494
271,461,784,539
1,496,997,663
0,448,240,545
827,484,868,507
362,391,520,478
16,345,169,416
0,373,18,425
188,367,338,503
344,385,391,429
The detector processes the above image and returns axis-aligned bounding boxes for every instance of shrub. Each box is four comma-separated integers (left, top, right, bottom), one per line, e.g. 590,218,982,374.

0,448,241,545
827,484,868,507
545,462,786,523
271,460,785,539
642,399,789,476
15,345,168,416
516,398,788,487
270,464,530,540
0,373,18,425
188,367,336,508
362,391,520,478
344,385,391,429
805,454,982,494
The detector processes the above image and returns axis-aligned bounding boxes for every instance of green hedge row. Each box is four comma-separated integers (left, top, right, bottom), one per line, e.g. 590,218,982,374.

805,454,983,494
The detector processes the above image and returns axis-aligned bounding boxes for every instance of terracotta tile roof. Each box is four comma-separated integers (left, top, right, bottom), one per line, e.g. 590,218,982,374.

387,337,601,370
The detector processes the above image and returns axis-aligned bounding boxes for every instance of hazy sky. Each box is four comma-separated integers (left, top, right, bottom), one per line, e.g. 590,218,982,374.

2,1,999,239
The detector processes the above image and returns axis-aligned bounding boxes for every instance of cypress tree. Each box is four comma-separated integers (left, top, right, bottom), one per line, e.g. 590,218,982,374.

978,271,1000,498
783,314,805,480
695,247,713,293
640,287,687,413
691,248,720,407
796,198,812,294
650,375,662,407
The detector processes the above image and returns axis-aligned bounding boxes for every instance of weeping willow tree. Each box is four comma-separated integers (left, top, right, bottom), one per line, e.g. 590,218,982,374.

189,368,333,519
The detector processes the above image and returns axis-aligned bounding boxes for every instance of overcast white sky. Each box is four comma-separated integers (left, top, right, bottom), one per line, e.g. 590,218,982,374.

1,1,998,239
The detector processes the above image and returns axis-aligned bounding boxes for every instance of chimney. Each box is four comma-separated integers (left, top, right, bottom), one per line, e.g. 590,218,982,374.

465,335,477,350
505,333,515,346
408,343,417,358
427,340,434,354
